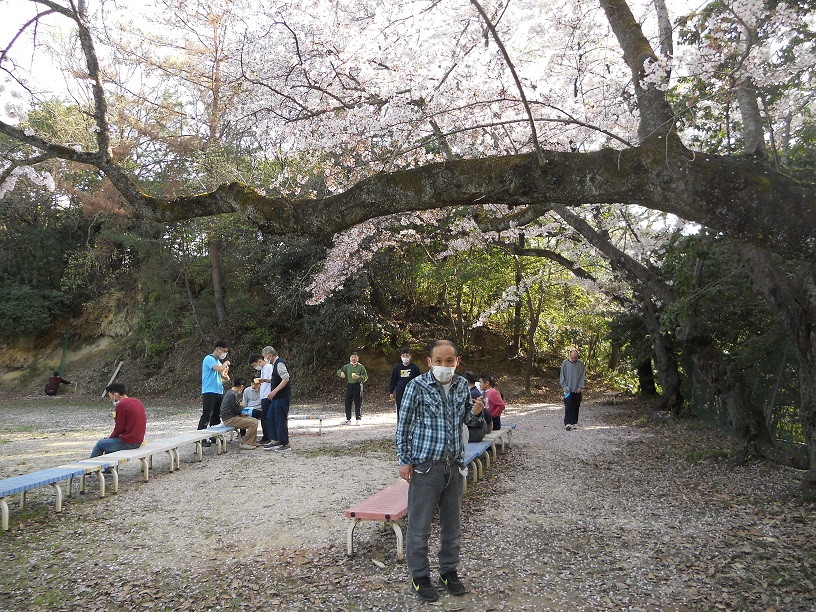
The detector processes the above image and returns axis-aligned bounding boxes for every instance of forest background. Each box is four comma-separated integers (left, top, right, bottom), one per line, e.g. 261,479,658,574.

0,0,813,484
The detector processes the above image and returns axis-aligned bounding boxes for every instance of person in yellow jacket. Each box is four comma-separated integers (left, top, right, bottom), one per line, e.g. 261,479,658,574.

337,352,368,425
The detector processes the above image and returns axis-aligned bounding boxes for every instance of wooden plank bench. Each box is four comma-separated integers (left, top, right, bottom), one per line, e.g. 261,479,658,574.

463,441,494,493
345,479,409,560
483,423,516,456
1,465,92,531
603,391,623,405
289,413,326,435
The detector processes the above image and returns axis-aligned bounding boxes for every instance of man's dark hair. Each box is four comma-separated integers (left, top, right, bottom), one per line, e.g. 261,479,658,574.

430,339,458,356
106,383,127,395
214,340,228,349
350,351,359,357
249,354,263,364
52,371,60,377
463,371,479,384
232,376,247,388
400,347,411,355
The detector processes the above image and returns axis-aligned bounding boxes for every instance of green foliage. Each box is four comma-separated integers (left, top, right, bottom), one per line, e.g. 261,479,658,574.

0,285,72,340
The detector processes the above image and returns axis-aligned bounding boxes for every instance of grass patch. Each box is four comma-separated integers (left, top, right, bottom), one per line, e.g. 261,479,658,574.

685,448,732,463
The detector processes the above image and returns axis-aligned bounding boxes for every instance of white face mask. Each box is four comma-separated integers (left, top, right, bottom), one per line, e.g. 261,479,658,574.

220,352,228,360
431,365,456,384
401,356,411,365
254,365,262,371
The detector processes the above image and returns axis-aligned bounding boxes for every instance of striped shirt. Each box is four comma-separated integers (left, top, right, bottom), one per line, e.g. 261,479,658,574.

396,371,483,466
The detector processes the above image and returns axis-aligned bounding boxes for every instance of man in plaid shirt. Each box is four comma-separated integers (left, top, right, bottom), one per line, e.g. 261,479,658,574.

396,340,485,602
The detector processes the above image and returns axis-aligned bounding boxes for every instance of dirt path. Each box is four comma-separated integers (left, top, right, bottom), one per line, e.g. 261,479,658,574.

1,398,814,611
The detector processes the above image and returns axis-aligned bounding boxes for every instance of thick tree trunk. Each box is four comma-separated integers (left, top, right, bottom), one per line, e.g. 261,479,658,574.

641,298,683,414
636,358,657,396
734,244,816,485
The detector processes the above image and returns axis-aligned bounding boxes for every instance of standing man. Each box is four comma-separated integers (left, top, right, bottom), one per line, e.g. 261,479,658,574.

389,347,421,416
262,347,292,452
560,347,586,431
396,340,485,602
90,383,146,457
252,348,277,444
220,377,259,450
337,352,368,425
199,340,230,447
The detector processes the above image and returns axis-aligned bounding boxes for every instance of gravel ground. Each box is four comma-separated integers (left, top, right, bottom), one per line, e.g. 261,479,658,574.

0,397,814,611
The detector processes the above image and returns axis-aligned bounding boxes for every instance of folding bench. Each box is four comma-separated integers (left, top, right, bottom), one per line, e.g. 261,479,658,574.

345,479,409,560
202,425,237,453
463,441,493,493
1,465,91,531
288,413,325,435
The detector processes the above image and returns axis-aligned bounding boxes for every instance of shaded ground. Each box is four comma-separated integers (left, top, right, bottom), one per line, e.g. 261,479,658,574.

0,397,814,611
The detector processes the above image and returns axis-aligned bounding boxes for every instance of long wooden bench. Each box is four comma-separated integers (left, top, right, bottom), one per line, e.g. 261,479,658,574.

0,465,98,531
345,479,409,560
482,423,516,457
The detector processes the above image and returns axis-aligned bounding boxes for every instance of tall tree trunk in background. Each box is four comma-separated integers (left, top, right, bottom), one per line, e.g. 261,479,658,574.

735,243,816,485
735,78,766,156
640,297,683,414
209,237,227,326
511,235,524,353
636,358,657,396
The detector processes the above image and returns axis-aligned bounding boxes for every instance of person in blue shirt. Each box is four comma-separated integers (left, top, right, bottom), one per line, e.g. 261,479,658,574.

198,340,230,447
396,340,485,602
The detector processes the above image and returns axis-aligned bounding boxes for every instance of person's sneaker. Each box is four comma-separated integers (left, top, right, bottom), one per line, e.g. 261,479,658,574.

273,444,291,452
239,443,257,450
571,423,579,429
341,419,351,426
439,571,467,596
263,443,280,451
258,438,270,445
202,439,213,447
410,575,439,602
565,424,572,431
355,419,361,426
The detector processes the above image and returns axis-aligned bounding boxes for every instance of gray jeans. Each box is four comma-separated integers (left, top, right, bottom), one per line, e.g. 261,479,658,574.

406,459,465,578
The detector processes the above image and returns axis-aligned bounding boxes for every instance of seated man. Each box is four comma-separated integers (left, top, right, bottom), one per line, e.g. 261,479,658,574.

220,377,259,450
241,378,263,419
45,371,71,396
90,383,147,458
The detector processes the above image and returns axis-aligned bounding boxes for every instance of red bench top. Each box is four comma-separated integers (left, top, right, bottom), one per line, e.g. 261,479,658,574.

345,479,408,521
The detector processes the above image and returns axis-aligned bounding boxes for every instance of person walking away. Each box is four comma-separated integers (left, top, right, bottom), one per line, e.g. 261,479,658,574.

90,383,146,458
396,340,485,602
389,347,421,416
220,377,259,450
199,341,230,447
479,375,505,431
337,352,368,425
560,348,586,430
45,371,71,396
262,347,292,452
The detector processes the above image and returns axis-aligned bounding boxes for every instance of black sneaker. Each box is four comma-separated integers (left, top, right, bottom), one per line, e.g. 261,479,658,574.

410,575,439,602
202,439,212,448
439,571,467,596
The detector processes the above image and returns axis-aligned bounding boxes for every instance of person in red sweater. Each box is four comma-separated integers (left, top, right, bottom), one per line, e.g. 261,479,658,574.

89,383,147,458
479,375,505,431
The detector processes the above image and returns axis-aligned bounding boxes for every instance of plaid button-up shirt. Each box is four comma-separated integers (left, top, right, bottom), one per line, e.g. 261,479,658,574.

396,371,483,466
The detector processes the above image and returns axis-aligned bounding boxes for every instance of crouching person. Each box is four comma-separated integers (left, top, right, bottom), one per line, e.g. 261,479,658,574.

90,383,146,457
220,377,259,450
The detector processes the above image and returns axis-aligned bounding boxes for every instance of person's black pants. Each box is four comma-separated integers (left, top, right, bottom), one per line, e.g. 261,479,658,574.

198,393,223,429
564,392,582,426
344,383,362,420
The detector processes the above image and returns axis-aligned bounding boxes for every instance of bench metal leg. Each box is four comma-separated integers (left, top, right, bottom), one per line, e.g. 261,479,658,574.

164,449,175,472
140,458,150,482
194,441,203,461
50,483,63,513
389,521,404,560
347,519,360,556
96,470,106,498
110,466,119,493
20,491,26,511
489,441,497,462
1,498,8,531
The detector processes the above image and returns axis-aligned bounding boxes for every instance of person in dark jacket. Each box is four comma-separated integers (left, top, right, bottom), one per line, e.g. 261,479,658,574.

389,347,421,415
45,371,71,396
